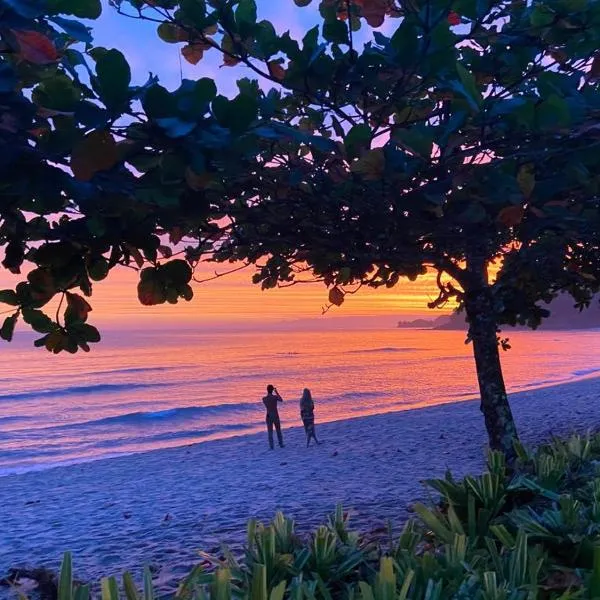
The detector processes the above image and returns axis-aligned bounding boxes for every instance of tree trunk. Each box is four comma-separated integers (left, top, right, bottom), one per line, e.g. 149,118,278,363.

463,253,519,460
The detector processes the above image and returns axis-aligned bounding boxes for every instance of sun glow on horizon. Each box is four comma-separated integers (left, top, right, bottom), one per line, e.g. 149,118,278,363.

0,265,457,327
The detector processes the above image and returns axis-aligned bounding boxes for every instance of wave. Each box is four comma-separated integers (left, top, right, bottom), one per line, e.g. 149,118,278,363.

572,367,600,377
0,382,171,402
90,365,187,377
336,390,394,400
346,347,419,354
0,415,33,424
94,422,262,446
56,402,260,429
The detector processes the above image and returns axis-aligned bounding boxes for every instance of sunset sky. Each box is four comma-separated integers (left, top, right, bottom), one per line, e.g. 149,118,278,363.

2,1,456,328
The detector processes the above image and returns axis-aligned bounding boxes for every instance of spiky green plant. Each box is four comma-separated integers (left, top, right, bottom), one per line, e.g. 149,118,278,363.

22,434,600,600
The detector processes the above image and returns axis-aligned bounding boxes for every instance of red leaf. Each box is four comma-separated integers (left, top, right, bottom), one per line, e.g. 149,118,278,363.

124,243,145,268
66,292,92,321
169,227,184,245
267,60,286,81
447,11,461,25
182,44,203,65
137,275,166,306
223,54,241,67
182,42,211,65
71,130,118,181
12,30,58,64
329,286,345,306
497,206,524,227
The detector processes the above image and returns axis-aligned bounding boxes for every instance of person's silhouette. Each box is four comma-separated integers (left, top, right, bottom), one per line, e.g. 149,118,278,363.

263,384,284,449
300,388,319,447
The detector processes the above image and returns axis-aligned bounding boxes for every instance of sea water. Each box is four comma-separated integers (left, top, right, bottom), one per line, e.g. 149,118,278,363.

1,327,600,475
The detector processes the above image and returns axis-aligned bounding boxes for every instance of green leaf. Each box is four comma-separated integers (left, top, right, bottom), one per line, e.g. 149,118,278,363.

195,78,218,104
590,546,600,599
0,314,18,342
235,0,257,26
452,0,478,19
537,93,570,129
0,289,19,306
162,259,193,283
351,148,385,180
95,49,131,112
157,22,189,43
123,572,139,600
269,581,286,600
50,16,92,42
88,257,110,281
323,20,348,45
156,117,197,138
74,585,90,600
58,552,73,600
101,576,119,600
49,0,101,18
213,94,258,133
393,127,433,159
78,323,101,343
32,74,81,112
530,4,555,27
517,164,535,198
143,566,154,600
22,308,54,333
302,24,319,53
143,84,176,119
454,63,482,111
344,124,371,158
4,0,44,18
179,0,207,25
250,564,267,600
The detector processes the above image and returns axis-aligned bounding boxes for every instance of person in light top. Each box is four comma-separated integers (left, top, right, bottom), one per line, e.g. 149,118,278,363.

300,388,320,447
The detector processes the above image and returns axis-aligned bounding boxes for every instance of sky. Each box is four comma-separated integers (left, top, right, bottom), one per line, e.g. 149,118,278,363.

2,1,456,329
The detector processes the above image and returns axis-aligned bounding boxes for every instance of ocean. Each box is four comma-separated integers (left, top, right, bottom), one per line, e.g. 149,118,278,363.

1,327,599,476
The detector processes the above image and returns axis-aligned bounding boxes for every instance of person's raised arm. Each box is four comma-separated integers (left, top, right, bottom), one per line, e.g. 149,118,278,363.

274,387,284,402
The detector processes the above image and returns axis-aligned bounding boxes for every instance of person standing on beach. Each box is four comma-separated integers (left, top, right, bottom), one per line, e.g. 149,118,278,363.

263,384,284,449
300,388,319,447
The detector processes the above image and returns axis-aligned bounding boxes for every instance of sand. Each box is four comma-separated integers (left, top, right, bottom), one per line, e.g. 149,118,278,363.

2,377,600,596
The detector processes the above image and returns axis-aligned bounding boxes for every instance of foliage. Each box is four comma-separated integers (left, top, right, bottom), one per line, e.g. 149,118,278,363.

26,432,600,600
0,0,278,351
2,0,599,347
115,0,600,323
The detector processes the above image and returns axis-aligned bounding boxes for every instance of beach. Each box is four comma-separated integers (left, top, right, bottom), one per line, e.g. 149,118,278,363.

2,376,600,597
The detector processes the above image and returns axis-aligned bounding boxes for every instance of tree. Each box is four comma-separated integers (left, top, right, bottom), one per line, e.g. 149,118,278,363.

114,0,600,457
3,0,600,459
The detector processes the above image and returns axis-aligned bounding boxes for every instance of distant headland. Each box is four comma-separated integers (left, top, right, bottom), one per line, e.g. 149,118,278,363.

398,295,600,331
